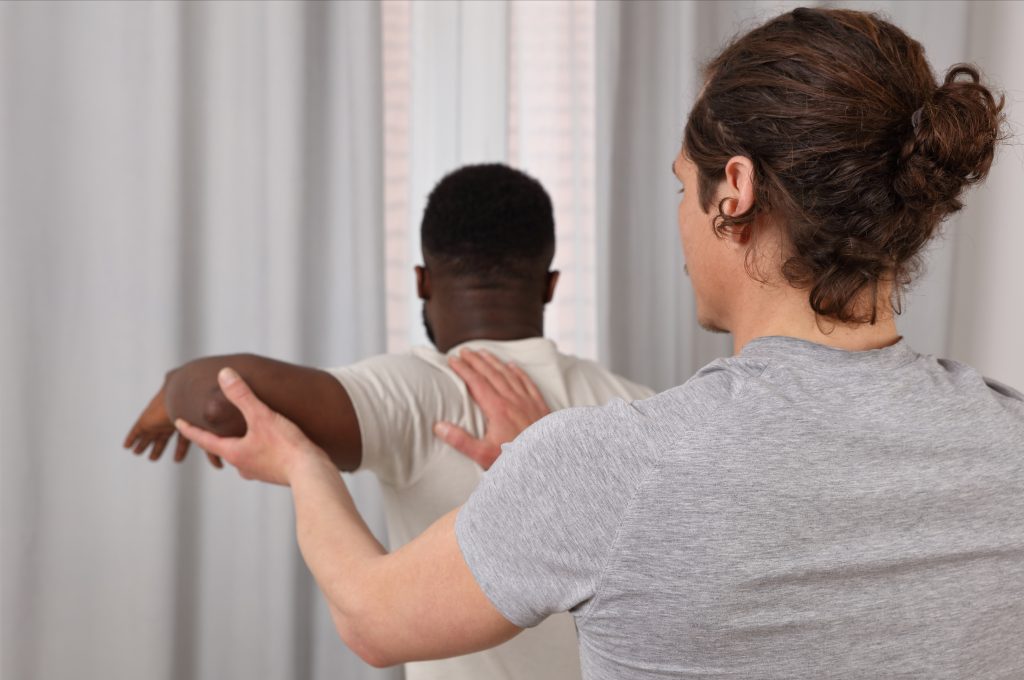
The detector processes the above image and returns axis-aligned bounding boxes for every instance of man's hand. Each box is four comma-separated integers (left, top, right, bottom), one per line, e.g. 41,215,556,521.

433,349,550,470
174,368,330,486
123,379,223,468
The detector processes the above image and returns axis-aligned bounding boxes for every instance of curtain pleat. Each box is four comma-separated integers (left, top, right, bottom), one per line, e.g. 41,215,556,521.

0,2,396,679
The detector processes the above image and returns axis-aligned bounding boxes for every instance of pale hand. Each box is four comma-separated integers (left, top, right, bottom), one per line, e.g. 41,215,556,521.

433,348,550,470
123,380,222,468
174,368,328,486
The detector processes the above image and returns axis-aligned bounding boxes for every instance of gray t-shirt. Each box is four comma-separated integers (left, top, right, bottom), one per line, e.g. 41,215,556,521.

456,336,1024,679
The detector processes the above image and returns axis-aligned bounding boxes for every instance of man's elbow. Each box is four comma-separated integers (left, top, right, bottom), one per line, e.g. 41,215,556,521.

200,389,246,436
354,643,398,670
335,615,402,669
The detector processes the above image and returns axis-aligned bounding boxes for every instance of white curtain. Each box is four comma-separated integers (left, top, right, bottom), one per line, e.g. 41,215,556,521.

597,0,1024,391
3,2,1023,680
382,0,599,358
0,2,397,679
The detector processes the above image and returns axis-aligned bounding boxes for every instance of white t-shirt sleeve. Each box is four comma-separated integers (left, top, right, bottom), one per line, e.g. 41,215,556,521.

327,353,470,487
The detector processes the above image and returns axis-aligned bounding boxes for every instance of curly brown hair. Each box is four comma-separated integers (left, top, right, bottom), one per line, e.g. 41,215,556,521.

683,7,1006,324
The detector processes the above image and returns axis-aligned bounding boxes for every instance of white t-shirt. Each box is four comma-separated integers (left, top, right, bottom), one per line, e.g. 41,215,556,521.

328,337,653,680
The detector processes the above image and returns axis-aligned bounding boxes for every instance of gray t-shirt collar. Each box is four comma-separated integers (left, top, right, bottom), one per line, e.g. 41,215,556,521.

740,335,919,371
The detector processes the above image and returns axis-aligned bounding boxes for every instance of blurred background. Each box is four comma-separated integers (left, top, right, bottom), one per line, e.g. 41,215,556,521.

2,1,1021,678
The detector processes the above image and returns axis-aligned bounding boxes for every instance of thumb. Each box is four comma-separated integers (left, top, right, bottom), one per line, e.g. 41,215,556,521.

434,421,494,470
217,368,266,422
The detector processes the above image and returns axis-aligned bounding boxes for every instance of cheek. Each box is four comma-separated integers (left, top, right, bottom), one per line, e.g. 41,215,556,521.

677,197,702,260
677,201,687,246
677,197,692,243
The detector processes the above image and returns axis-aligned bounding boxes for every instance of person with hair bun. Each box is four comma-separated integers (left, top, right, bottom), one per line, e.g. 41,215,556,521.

174,8,1024,677
682,7,1005,330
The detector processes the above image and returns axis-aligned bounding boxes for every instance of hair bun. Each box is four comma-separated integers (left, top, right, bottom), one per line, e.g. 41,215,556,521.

683,8,1009,325
895,64,1005,220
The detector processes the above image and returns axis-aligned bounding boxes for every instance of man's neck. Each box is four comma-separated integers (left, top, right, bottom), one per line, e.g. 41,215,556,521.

432,289,546,353
729,287,902,355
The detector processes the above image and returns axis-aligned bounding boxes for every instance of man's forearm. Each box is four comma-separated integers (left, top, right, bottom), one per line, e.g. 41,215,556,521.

164,354,363,471
288,452,520,668
288,450,391,665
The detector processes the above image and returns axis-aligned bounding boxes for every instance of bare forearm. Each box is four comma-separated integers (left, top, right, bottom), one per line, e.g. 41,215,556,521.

164,354,362,470
289,453,518,666
289,451,390,664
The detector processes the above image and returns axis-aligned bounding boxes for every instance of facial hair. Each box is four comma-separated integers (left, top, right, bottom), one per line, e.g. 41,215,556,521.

421,303,437,346
698,319,729,334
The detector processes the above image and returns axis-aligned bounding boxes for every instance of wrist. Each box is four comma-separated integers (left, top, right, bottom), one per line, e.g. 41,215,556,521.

288,443,335,482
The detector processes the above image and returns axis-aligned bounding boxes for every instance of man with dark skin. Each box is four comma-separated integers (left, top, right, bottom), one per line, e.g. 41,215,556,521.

124,163,652,679
121,253,554,473
123,164,565,473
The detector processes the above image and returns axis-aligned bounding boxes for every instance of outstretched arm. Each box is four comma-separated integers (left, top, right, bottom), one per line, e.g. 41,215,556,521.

124,354,362,472
176,369,521,666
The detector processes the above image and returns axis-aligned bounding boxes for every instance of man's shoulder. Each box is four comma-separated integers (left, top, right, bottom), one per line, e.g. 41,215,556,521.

631,354,770,419
326,348,452,382
443,337,655,401
323,350,465,421
536,354,771,466
556,353,656,400
527,353,767,434
933,356,1024,402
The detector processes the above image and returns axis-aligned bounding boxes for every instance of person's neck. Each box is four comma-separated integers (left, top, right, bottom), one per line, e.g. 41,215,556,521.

729,287,901,356
432,289,545,353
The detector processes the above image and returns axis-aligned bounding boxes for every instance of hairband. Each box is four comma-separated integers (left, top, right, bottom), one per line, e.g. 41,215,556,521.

911,107,924,131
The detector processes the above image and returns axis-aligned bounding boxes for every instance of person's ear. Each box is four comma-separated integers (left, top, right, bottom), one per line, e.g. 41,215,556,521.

543,271,560,304
722,155,756,245
415,265,431,300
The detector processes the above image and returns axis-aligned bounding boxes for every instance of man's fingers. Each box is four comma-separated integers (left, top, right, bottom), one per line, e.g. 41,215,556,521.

449,356,503,406
508,363,549,413
149,434,171,461
433,421,478,451
174,418,236,464
133,435,152,455
433,421,494,469
476,350,530,400
123,427,141,449
173,432,191,463
452,352,523,415
460,350,518,397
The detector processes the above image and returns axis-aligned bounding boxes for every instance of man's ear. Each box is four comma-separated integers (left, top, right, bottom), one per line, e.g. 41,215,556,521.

543,270,560,304
415,265,431,300
722,155,756,245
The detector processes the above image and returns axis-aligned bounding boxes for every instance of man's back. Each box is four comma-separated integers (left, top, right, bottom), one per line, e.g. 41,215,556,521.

457,337,1024,678
328,337,653,680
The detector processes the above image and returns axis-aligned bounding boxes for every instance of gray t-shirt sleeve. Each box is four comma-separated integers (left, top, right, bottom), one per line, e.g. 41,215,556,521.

455,398,652,628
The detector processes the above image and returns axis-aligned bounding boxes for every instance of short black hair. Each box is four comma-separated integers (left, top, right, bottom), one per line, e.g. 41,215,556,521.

421,164,555,283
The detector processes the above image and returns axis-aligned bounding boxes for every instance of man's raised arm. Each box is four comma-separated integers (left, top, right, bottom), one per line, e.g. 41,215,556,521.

123,354,362,472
